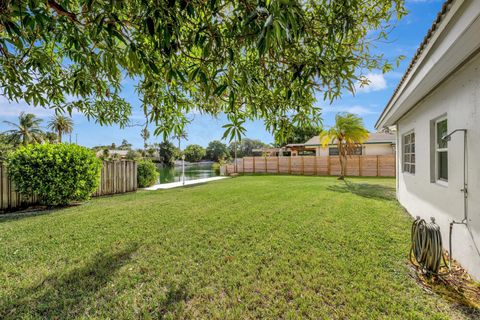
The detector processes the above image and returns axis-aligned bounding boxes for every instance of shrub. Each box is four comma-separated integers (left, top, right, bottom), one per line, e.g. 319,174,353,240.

7,143,102,206
206,140,230,162
212,162,221,175
125,149,141,160
137,159,159,187
157,141,176,167
183,144,206,162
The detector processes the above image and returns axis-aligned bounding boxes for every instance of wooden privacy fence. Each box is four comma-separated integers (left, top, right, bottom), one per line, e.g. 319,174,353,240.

93,160,137,197
1,160,137,212
221,155,396,177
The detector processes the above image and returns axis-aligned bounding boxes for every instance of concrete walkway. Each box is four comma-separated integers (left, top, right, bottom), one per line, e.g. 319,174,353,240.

144,176,228,190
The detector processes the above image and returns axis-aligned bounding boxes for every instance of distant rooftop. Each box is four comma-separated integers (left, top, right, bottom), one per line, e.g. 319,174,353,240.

288,132,396,147
95,149,130,157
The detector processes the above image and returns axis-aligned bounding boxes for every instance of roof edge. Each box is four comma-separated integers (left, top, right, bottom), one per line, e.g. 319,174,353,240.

375,0,455,129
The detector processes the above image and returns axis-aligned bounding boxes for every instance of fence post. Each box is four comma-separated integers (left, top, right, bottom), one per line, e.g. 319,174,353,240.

301,156,304,175
327,156,331,176
314,156,318,175
277,156,280,174
134,161,138,190
113,161,116,194
288,157,291,174
359,156,362,177
265,156,267,172
243,158,245,173
0,164,4,211
376,155,379,177
253,157,256,173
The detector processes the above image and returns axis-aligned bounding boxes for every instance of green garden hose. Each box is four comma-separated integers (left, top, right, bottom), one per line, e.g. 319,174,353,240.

410,217,448,275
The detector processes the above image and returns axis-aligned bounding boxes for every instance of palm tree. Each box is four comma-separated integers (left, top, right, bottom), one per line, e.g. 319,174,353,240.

320,113,369,180
3,112,44,146
44,132,58,144
172,129,188,150
140,127,150,151
48,114,73,143
222,118,246,173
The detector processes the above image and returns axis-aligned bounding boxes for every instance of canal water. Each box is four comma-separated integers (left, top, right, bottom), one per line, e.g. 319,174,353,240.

157,162,218,184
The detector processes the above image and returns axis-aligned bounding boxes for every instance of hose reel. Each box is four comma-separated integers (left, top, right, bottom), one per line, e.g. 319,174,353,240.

410,217,448,275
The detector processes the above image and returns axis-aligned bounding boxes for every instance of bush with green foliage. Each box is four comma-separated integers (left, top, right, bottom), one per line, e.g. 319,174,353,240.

137,159,159,188
125,149,141,160
228,138,269,158
212,162,221,175
183,144,206,162
157,141,176,167
206,140,230,162
7,143,102,206
275,125,322,146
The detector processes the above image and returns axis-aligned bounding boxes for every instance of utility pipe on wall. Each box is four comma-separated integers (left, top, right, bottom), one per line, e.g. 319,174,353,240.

442,129,480,268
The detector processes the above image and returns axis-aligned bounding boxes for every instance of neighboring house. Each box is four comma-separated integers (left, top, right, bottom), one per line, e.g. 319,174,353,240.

253,132,395,157
251,147,291,157
375,0,480,279
288,132,395,157
95,149,129,159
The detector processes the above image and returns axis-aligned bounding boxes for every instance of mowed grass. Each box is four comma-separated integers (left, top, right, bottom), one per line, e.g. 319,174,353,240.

0,176,469,319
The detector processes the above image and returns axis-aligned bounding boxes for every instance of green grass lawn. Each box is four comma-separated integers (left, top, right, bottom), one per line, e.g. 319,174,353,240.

0,176,473,319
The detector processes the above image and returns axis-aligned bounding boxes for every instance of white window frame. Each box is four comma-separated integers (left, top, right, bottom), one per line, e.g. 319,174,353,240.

402,131,415,174
435,117,448,185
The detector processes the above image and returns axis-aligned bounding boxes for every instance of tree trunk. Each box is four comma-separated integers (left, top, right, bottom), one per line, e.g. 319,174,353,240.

339,154,347,180
58,131,62,143
234,137,237,173
338,140,346,180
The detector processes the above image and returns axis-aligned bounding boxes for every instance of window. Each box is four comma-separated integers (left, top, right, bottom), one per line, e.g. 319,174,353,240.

402,131,415,174
328,146,362,156
435,118,448,182
299,150,316,156
329,147,339,156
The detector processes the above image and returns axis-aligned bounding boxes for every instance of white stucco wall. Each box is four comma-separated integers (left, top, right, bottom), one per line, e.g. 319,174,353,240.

363,144,395,156
314,144,394,156
396,52,480,279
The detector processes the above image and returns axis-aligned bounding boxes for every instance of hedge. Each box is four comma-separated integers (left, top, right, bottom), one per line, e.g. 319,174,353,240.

137,159,159,187
7,143,102,206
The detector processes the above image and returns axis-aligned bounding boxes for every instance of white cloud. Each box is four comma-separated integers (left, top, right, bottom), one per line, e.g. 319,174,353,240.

0,96,56,118
323,105,376,116
355,73,387,93
0,96,85,119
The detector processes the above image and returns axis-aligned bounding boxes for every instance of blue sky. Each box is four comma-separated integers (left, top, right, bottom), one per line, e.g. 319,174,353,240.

0,0,444,149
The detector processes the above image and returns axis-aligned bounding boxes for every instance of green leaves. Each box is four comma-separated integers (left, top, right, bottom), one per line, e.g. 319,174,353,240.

0,0,406,140
183,144,206,162
146,17,155,36
222,116,246,143
213,83,228,96
137,159,158,187
7,143,102,206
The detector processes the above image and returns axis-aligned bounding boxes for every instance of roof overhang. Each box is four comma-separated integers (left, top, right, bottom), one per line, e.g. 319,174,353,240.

376,0,480,129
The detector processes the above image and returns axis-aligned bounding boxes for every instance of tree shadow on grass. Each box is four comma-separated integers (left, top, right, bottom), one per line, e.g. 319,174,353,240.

0,243,139,319
327,180,396,201
0,203,83,224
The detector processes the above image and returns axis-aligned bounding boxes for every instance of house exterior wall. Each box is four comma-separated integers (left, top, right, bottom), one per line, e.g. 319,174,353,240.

313,144,394,156
396,53,480,279
363,144,395,156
